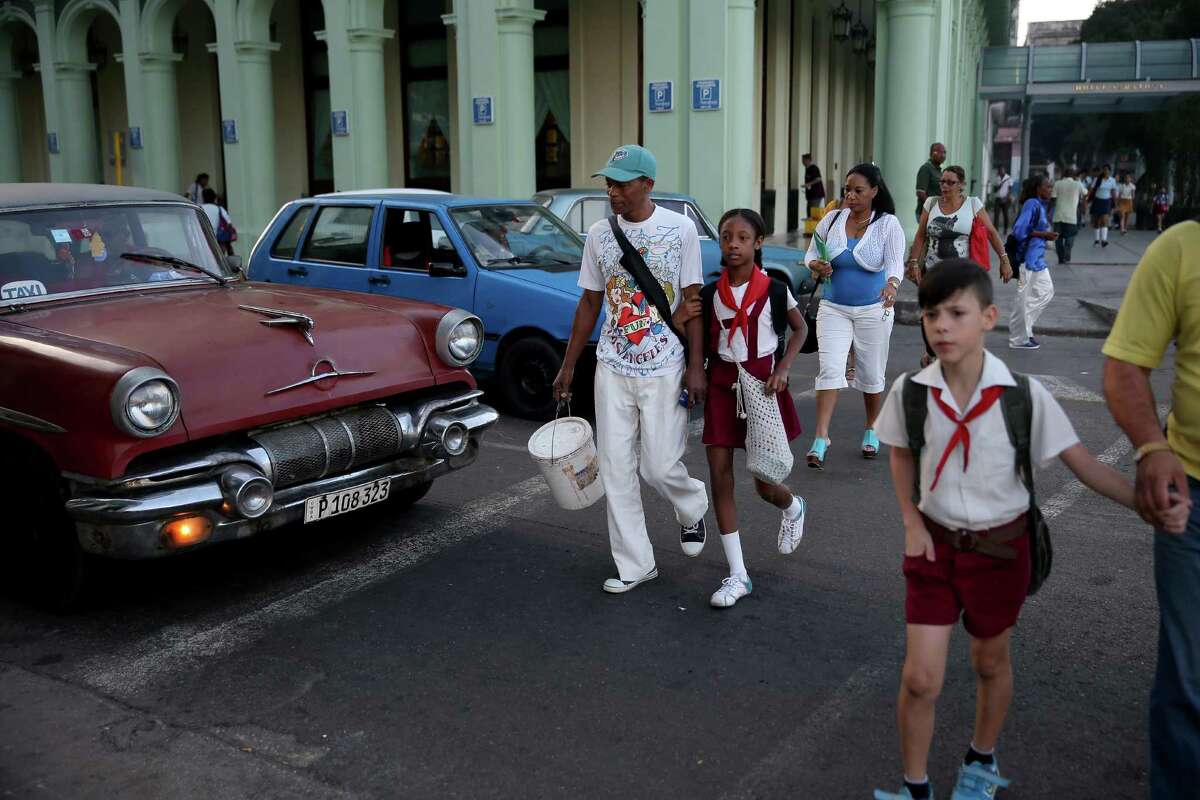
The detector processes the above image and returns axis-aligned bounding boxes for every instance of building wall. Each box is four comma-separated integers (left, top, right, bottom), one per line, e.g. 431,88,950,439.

174,0,223,199
382,0,406,188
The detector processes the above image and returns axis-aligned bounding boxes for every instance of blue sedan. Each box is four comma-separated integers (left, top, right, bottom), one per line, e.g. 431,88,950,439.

535,188,816,296
248,191,599,418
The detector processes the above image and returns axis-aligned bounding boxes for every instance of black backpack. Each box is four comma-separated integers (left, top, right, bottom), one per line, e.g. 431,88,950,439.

901,371,1053,595
699,278,791,363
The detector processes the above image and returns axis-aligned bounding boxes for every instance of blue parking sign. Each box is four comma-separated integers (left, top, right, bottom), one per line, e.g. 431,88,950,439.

129,126,143,150
331,110,349,136
648,81,673,113
473,96,494,125
221,119,238,144
692,79,720,111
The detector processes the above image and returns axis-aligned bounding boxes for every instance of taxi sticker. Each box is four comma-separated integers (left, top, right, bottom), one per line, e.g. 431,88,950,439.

1,280,48,300
51,228,71,243
90,232,107,262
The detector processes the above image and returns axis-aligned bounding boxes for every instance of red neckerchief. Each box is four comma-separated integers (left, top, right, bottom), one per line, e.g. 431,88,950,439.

928,385,1006,491
716,267,770,347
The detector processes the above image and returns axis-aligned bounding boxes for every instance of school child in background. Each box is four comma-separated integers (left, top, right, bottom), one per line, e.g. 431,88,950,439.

870,260,1190,800
676,209,809,608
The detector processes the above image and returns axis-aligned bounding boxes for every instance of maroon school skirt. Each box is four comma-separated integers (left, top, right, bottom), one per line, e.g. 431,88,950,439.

702,353,802,449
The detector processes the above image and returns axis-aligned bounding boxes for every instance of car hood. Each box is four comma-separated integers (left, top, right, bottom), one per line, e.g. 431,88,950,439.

16,283,436,440
488,266,583,297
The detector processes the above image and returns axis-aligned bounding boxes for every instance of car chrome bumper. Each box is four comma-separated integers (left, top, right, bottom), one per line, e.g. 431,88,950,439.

65,392,498,559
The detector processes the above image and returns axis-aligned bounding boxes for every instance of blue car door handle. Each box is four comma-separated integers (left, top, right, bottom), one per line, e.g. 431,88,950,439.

287,266,309,277
369,275,391,286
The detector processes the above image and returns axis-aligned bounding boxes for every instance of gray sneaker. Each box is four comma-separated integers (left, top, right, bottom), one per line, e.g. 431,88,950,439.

603,567,658,594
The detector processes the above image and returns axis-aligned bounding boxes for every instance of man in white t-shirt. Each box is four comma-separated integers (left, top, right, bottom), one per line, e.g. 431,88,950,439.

552,145,709,594
990,166,1014,233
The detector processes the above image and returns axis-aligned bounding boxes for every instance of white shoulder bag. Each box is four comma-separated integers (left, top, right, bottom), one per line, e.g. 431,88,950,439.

733,364,793,485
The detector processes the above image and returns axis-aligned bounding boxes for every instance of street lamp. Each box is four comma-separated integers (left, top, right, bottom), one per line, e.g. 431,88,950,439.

832,0,852,42
851,19,869,53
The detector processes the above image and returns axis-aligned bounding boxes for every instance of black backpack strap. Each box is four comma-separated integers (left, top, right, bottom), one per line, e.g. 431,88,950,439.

607,215,689,363
768,278,788,361
999,372,1036,501
699,282,717,359
901,372,928,505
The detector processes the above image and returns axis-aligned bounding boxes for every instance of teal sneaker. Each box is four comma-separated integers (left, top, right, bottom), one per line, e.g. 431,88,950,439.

950,761,1010,799
874,787,932,800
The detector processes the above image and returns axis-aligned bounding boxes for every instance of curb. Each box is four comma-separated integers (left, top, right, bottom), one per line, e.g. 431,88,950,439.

1077,298,1120,325
893,300,1110,339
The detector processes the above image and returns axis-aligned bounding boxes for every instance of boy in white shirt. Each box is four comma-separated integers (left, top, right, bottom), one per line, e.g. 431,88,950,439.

871,259,1189,800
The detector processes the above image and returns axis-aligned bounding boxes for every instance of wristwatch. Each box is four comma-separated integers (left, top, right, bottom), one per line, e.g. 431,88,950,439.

1135,441,1174,463
886,277,901,289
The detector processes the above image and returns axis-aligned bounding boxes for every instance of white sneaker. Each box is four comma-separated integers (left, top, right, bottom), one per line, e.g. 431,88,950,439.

710,575,752,608
602,567,658,594
777,497,806,554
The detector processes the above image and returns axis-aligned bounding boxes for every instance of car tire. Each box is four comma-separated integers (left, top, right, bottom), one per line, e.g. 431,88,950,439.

3,448,87,610
390,480,433,511
498,336,562,419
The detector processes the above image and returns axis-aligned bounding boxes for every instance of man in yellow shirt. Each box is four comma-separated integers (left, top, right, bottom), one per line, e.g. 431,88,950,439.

1103,220,1200,800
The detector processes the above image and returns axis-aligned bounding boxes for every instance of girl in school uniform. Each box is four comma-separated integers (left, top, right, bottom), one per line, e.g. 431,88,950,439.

688,209,809,608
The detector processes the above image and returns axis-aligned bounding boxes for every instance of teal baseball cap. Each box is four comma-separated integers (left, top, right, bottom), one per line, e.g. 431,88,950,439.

592,144,657,182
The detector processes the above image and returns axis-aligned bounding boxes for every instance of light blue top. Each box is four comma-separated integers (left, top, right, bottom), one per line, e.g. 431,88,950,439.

825,238,884,306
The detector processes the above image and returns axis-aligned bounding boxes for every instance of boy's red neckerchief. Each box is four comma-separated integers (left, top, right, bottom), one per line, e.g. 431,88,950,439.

928,385,1006,491
716,267,770,348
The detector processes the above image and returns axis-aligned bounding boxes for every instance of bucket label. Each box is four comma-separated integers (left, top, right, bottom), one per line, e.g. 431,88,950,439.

563,455,600,492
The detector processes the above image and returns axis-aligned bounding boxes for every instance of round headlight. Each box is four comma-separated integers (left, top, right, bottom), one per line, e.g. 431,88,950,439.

435,309,485,367
111,367,181,438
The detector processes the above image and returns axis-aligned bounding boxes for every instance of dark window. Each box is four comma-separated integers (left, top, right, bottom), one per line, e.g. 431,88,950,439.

301,206,374,266
399,3,451,192
271,206,313,259
380,207,458,270
534,0,570,190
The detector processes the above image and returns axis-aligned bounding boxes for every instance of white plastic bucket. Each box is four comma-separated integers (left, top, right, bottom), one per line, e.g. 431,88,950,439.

527,416,605,510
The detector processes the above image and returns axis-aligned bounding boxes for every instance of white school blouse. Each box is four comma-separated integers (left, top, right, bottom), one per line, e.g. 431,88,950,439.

713,276,799,363
874,351,1081,531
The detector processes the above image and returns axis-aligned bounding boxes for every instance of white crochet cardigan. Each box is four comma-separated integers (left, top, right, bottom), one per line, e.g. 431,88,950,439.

804,209,906,284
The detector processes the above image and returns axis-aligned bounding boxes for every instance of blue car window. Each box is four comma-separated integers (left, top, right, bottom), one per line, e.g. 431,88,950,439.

580,198,610,231
449,205,583,270
300,205,373,266
271,205,313,259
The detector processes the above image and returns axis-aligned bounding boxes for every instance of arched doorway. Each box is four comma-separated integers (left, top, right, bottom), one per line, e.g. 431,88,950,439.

0,7,46,182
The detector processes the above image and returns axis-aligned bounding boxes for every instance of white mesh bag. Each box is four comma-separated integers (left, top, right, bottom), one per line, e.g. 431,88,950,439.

733,363,793,485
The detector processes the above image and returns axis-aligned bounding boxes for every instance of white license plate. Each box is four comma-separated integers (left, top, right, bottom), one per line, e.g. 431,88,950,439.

303,478,391,523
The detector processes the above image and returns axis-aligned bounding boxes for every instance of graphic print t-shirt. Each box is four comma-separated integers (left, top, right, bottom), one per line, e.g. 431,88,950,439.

922,196,983,271
578,205,703,378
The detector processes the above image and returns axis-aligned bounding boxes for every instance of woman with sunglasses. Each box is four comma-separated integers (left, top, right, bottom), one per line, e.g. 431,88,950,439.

906,166,1012,365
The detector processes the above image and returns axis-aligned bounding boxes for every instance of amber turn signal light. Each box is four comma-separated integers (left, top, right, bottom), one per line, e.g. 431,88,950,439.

162,515,213,549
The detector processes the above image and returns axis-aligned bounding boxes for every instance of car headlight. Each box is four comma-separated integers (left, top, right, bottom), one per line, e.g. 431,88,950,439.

435,309,485,367
110,367,181,437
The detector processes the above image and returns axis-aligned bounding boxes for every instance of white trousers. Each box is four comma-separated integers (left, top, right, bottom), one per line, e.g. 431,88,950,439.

594,364,709,581
815,300,895,393
1008,267,1055,345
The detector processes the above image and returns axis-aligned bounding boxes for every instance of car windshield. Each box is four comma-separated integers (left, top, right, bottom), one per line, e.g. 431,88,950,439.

0,204,229,306
449,205,583,270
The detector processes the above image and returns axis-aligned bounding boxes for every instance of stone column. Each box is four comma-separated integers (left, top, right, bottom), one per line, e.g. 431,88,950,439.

641,0,689,192
810,9,831,199
54,63,100,183
881,0,936,238
233,40,280,242
495,4,544,198
0,70,21,182
139,52,183,191
348,27,394,188
789,0,813,216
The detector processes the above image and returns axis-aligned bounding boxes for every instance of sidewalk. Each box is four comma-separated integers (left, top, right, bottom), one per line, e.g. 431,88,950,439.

771,227,1154,339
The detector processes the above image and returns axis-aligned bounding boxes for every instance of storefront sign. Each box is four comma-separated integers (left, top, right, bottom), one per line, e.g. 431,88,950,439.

648,81,673,113
331,110,350,136
128,126,143,150
692,79,720,111
47,132,59,154
221,119,238,144
472,96,494,125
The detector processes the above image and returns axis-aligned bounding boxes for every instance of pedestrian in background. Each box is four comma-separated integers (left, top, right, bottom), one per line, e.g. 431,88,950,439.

915,143,946,225
872,260,1178,800
989,165,1014,234
691,208,808,608
1153,186,1171,234
185,173,209,205
1008,176,1058,351
803,163,906,468
1051,168,1085,264
1089,165,1118,248
1102,219,1200,800
1117,173,1136,235
200,188,235,256
552,145,710,595
802,153,826,218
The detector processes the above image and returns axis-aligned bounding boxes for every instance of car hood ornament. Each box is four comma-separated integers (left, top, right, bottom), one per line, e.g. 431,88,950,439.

266,358,376,396
240,304,316,346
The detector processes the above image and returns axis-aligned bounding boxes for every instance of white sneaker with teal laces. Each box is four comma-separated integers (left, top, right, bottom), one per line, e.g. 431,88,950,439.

710,575,752,608
950,761,1009,800
777,497,806,554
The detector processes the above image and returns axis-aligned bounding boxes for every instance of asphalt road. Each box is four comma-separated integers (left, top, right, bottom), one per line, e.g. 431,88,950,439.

0,324,1175,799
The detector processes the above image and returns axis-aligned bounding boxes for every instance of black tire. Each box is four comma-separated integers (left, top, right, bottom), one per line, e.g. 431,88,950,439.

3,447,87,610
497,336,562,419
389,480,432,511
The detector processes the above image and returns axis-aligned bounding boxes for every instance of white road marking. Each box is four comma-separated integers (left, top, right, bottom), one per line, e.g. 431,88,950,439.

1029,374,1106,404
72,476,550,698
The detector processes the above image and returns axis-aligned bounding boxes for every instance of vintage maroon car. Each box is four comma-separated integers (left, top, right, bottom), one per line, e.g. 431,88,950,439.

0,184,497,605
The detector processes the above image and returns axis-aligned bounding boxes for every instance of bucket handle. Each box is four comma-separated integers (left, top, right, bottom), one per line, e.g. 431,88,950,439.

549,399,571,464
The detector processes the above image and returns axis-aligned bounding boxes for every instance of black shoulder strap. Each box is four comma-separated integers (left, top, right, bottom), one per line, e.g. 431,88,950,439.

768,278,788,360
700,282,717,358
1000,372,1036,502
901,372,928,505
607,215,689,362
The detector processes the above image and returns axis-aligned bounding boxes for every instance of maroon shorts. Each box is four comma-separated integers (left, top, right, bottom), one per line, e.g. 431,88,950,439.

903,514,1031,640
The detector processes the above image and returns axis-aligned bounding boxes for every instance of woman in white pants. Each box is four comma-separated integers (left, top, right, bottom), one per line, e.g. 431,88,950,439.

1008,176,1059,350
804,164,907,468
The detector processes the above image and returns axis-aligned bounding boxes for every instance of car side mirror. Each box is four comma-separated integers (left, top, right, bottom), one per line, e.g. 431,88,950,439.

429,262,465,278
226,254,244,275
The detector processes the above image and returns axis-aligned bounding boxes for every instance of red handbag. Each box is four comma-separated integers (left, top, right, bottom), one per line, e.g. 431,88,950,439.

969,215,991,270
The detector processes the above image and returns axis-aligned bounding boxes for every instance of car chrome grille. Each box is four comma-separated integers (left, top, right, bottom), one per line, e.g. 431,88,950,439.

251,406,402,488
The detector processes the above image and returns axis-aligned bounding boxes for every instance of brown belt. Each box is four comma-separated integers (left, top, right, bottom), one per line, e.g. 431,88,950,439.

921,513,1027,560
